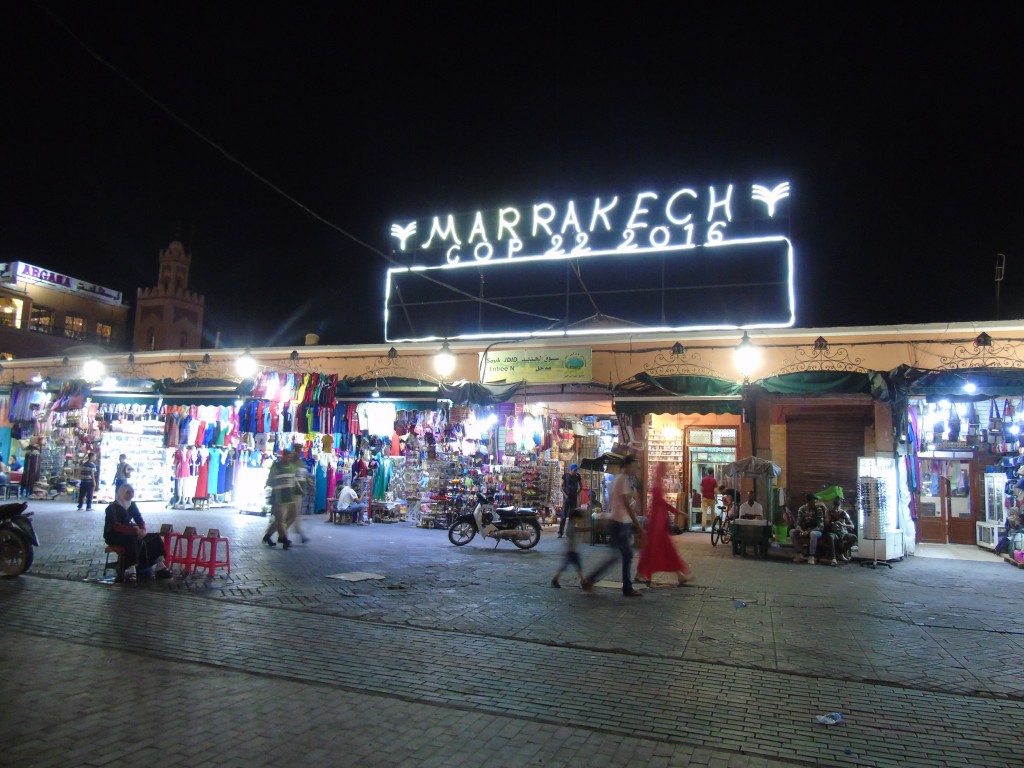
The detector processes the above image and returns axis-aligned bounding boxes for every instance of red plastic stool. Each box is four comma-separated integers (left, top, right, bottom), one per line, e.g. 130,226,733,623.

194,528,230,578
170,526,201,575
159,524,176,568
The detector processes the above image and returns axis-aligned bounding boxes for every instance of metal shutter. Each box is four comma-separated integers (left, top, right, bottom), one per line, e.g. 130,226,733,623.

786,416,865,500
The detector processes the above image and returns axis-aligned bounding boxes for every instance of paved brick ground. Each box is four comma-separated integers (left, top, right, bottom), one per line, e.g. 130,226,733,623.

2,499,1024,767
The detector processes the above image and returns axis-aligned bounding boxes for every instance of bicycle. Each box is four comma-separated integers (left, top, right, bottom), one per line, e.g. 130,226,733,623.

710,502,734,547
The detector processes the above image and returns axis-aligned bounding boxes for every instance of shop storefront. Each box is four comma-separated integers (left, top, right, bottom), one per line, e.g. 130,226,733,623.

896,367,1024,549
615,373,745,530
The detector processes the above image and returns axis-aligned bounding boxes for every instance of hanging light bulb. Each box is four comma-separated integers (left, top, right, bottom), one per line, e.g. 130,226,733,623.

235,350,257,378
734,332,760,382
82,358,105,382
434,341,455,378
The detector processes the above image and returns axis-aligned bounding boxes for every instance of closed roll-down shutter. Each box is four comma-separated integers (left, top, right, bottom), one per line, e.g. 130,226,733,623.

786,416,865,500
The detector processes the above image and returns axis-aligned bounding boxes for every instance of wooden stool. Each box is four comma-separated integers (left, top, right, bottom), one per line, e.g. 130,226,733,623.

103,545,125,577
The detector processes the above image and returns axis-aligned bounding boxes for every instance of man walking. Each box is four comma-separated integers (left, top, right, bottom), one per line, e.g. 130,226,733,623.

558,463,583,538
699,468,717,531
584,455,645,598
263,448,299,549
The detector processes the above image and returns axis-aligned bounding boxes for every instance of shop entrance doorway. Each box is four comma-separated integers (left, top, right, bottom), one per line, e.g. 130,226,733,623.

917,458,975,544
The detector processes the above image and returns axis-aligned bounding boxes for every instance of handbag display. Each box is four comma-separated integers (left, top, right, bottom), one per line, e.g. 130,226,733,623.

990,400,1003,443
948,404,961,441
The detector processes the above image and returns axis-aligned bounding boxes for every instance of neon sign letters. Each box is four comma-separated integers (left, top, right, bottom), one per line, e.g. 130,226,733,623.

385,180,794,343
390,182,789,266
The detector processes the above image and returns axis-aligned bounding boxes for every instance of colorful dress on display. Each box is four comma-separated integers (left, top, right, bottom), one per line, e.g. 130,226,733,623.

636,463,691,582
207,447,221,497
315,458,330,513
194,452,210,500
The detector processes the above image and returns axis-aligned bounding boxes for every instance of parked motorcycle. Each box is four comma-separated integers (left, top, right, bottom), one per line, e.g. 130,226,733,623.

0,501,39,576
448,492,542,549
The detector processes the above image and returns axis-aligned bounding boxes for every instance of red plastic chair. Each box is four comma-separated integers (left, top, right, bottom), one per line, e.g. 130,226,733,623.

194,528,230,578
159,524,176,568
170,525,201,575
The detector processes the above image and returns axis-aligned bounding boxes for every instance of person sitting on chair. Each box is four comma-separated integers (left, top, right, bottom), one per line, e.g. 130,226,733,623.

738,490,764,519
103,484,172,583
823,501,857,565
789,494,825,564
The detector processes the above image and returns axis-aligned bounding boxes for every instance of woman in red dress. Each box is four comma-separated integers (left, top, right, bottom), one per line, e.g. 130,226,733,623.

637,462,693,586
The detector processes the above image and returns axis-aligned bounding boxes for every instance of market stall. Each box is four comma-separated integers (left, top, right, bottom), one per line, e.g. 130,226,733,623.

722,456,782,558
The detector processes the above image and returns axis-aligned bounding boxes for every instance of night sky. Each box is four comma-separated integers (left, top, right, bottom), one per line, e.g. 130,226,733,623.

2,2,1021,348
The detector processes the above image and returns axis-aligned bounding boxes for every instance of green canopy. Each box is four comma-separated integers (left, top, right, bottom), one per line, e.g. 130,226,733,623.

615,373,743,415
754,370,879,396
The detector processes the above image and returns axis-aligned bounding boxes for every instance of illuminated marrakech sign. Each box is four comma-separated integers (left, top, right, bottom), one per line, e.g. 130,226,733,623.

0,261,123,305
385,181,793,342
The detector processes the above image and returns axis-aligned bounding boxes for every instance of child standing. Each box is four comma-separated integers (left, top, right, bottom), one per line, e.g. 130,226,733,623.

551,508,588,589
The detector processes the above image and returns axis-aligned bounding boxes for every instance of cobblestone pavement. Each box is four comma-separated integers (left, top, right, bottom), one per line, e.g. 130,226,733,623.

3,499,1024,767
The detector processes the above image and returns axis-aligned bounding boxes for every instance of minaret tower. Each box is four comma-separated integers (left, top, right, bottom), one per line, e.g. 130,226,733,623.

132,240,205,350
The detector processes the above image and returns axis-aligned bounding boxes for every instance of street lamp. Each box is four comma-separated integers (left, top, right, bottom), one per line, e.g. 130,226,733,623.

435,341,455,378
235,350,257,379
734,332,760,384
82,358,105,382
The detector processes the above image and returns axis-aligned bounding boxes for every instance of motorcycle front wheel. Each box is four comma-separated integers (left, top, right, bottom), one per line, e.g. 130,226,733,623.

511,519,541,550
0,529,32,576
448,520,476,546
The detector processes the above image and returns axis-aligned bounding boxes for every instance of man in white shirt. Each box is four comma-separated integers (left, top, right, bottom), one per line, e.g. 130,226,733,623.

583,456,645,597
333,483,367,525
738,490,764,519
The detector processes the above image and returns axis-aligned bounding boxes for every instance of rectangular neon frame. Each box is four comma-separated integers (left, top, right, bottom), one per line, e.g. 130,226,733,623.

384,235,795,343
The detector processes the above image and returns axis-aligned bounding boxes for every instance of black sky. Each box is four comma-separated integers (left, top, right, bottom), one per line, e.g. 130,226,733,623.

2,2,1021,348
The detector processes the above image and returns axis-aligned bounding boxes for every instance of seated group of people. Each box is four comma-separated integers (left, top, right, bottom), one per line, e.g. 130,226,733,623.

787,494,858,565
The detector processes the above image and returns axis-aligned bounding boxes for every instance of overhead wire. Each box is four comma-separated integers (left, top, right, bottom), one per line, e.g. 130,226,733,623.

34,2,560,328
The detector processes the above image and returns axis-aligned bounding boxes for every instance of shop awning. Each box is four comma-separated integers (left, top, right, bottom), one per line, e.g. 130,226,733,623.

438,380,525,406
159,377,252,406
753,370,880,396
337,376,440,410
888,365,1024,401
614,373,743,415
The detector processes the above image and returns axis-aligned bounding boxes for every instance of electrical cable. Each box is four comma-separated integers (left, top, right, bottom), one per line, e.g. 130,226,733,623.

34,2,560,327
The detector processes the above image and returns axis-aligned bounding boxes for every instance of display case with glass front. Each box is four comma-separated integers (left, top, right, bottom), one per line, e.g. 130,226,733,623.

978,473,1009,550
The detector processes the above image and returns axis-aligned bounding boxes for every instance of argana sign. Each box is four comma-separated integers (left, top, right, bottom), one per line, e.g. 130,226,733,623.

386,181,794,343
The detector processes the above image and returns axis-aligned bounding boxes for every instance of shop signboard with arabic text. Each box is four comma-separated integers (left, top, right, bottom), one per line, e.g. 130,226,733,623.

385,179,794,342
481,347,592,384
